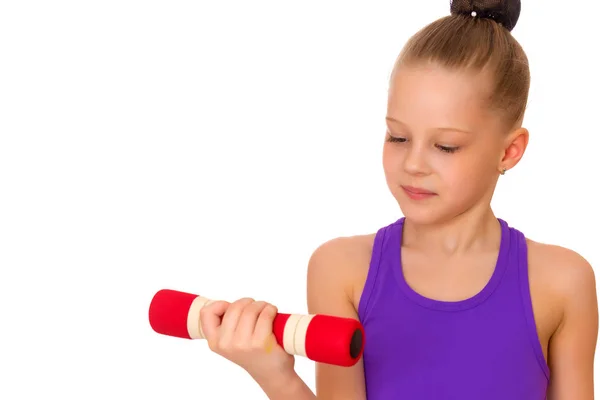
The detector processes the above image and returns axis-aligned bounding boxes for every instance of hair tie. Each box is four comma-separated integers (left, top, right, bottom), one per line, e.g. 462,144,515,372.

450,0,522,32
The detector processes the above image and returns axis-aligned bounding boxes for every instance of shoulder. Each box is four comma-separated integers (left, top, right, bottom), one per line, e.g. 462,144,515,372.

525,239,598,395
526,238,597,325
527,239,596,301
309,234,376,267
306,233,376,314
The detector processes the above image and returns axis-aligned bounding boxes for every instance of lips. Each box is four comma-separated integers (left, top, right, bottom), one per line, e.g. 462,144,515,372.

401,185,437,200
401,186,435,195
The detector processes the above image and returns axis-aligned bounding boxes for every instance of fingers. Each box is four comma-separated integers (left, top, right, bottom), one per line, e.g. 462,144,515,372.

237,300,269,339
199,300,230,344
203,297,278,355
219,297,255,345
253,303,278,350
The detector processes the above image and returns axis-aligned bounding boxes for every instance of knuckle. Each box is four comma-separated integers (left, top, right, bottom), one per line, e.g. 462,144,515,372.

252,300,266,309
258,309,272,320
232,340,249,352
213,300,230,308
263,304,278,315
238,297,255,304
230,297,254,311
247,300,267,315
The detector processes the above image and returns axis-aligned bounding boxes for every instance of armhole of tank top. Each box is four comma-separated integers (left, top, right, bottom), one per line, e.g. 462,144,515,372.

357,226,386,323
517,232,551,382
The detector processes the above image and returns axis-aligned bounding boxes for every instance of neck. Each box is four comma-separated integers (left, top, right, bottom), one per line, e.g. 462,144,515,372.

402,205,501,256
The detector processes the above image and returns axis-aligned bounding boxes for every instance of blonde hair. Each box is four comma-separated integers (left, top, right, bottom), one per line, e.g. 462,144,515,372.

392,0,529,128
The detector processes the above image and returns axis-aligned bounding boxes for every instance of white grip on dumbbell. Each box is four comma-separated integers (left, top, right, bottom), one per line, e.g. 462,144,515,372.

282,314,315,357
187,296,215,339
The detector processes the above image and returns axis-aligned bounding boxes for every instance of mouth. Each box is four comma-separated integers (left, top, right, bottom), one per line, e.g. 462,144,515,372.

401,185,437,200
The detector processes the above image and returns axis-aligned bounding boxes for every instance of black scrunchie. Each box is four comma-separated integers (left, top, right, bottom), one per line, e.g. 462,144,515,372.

450,0,522,31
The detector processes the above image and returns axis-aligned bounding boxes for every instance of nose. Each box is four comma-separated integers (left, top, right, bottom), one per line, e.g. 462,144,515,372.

403,143,430,176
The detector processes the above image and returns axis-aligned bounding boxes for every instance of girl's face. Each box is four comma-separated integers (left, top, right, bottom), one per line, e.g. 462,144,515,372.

383,62,527,225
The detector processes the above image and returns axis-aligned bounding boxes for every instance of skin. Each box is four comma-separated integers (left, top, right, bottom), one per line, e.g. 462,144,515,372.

200,62,598,399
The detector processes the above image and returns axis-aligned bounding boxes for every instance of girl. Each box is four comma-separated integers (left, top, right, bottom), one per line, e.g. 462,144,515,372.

199,0,598,398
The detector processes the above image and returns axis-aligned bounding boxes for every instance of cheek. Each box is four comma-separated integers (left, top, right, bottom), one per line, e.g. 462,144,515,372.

382,144,398,174
434,156,493,191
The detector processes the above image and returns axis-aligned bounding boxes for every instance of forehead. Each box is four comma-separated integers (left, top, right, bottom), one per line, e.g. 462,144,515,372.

387,63,496,131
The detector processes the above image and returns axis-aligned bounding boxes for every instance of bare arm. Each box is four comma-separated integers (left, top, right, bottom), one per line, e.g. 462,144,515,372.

306,237,368,400
250,236,370,399
256,236,370,399
254,371,316,400
546,250,598,399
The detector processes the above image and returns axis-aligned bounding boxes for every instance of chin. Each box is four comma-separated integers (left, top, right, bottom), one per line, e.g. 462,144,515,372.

398,196,486,227
395,195,455,226
399,206,446,226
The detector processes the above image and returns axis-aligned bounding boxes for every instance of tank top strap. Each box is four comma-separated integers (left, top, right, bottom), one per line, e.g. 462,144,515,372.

512,222,552,380
477,219,550,379
496,218,534,298
357,217,404,323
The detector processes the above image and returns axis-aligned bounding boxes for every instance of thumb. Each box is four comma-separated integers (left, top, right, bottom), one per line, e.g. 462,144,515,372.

199,300,230,342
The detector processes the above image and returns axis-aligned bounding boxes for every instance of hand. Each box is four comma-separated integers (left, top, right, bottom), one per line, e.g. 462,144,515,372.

199,298,296,383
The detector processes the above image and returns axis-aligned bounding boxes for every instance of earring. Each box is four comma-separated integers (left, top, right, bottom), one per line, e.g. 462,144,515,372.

499,167,506,175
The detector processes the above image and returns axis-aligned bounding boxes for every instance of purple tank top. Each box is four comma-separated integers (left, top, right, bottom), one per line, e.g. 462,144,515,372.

358,217,549,399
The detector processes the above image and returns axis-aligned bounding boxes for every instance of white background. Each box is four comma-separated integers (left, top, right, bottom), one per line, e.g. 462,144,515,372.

1,0,599,398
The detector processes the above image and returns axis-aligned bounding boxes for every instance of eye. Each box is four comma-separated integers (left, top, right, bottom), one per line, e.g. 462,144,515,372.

436,144,459,153
386,134,406,143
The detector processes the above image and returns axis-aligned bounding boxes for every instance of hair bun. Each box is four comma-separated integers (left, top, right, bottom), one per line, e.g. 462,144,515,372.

450,0,522,31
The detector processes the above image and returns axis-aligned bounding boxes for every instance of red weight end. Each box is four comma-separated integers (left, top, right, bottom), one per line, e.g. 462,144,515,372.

148,289,196,339
305,315,365,367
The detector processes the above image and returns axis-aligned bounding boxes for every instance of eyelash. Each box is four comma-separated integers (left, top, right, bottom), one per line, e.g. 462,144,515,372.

386,135,459,154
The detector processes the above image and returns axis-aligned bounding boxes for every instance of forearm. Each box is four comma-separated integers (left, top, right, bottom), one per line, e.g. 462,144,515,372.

254,370,316,400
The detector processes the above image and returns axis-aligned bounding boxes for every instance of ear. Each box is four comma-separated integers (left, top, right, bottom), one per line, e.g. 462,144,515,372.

499,127,529,172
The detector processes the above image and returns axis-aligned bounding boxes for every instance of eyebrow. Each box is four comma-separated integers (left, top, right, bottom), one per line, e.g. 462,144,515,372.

385,116,472,134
